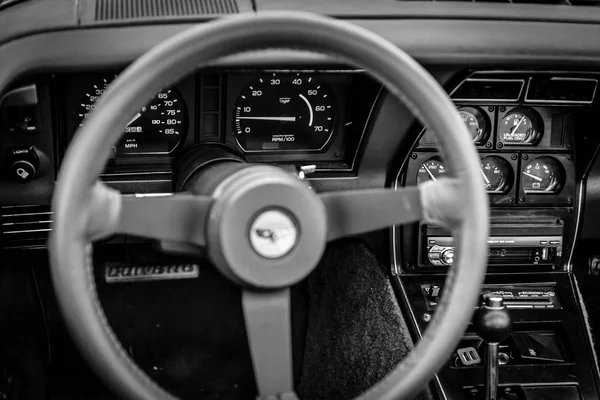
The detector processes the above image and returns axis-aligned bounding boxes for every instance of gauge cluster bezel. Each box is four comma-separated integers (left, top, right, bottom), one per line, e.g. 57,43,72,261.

405,150,573,206
518,153,575,206
54,69,381,177
231,71,337,153
417,105,494,150
497,106,543,147
223,70,381,170
404,151,521,206
56,72,197,168
479,152,519,205
496,106,573,150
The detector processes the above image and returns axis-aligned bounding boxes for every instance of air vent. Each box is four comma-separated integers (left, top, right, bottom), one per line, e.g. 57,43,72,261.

95,0,239,21
1,205,52,249
411,0,600,5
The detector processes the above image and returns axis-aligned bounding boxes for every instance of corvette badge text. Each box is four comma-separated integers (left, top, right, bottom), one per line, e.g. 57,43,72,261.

105,263,200,283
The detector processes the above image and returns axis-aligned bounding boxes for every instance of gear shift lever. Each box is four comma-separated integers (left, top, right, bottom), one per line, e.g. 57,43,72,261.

474,296,513,400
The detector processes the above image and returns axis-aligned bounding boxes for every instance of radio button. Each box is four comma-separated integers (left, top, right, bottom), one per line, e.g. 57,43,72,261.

441,249,455,265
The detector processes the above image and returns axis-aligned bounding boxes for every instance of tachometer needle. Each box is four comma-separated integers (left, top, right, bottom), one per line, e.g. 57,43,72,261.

298,94,314,127
424,165,437,181
522,171,542,182
480,169,490,185
237,116,297,122
126,112,142,127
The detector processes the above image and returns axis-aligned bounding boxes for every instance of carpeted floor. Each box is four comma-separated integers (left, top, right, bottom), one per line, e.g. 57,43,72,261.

1,240,434,399
299,240,434,400
0,254,47,400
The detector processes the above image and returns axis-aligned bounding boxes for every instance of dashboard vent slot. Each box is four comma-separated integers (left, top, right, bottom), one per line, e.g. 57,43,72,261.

1,205,52,249
425,0,600,5
95,0,239,21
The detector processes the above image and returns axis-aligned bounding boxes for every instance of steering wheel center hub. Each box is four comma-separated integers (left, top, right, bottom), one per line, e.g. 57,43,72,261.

249,208,299,259
206,165,327,289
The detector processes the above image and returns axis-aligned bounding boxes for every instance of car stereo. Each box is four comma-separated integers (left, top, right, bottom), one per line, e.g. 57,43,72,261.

418,216,564,268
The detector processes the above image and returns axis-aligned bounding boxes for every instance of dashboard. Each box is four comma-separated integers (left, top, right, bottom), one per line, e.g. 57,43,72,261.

3,2,600,399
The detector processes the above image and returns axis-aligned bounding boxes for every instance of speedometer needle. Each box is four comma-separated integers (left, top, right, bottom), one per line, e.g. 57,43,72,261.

423,165,437,181
126,112,142,127
237,116,297,122
522,171,543,182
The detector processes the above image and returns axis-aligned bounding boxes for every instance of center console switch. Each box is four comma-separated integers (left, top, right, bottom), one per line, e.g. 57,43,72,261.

452,326,569,369
422,284,562,312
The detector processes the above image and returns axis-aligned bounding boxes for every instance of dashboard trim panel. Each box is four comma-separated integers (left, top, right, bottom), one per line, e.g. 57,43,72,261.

450,78,526,103
9,20,600,98
524,77,599,105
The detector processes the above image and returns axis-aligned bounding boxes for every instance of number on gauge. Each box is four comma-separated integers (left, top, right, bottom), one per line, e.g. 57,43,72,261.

459,106,489,143
500,108,542,145
417,158,448,184
78,77,186,155
233,73,335,152
521,156,564,194
480,156,512,194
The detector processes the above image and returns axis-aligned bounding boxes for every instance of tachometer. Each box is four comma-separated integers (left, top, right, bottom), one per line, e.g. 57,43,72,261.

78,77,187,155
233,73,335,152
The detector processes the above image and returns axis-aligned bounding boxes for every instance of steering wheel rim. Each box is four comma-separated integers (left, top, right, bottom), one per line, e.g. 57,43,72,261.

49,11,489,400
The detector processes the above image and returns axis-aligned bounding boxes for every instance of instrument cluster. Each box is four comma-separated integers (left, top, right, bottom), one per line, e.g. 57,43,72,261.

406,101,577,206
60,73,196,164
58,70,380,172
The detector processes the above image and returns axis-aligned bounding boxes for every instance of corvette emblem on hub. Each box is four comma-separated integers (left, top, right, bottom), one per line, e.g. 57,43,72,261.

249,209,298,259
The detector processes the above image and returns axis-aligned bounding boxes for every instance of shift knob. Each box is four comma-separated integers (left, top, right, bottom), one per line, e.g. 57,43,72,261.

474,296,513,344
474,297,513,400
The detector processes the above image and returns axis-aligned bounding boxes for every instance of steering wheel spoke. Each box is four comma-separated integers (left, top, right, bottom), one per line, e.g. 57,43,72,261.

321,178,464,241
86,182,212,246
242,289,298,400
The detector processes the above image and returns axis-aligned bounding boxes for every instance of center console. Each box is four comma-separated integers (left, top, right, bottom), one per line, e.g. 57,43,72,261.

392,71,600,400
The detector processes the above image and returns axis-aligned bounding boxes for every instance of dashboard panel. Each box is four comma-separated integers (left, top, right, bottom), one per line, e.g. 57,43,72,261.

0,69,381,247
394,71,599,275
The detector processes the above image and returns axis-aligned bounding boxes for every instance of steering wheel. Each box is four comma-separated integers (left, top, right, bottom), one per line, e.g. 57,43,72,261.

49,11,488,400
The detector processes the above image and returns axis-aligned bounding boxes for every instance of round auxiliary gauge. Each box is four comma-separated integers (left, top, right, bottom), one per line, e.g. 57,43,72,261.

459,106,489,143
521,156,564,194
499,107,542,145
233,72,336,152
480,156,512,194
417,158,448,184
78,77,187,156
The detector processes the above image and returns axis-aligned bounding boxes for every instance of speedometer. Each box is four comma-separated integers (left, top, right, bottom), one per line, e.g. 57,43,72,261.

78,76,187,156
233,73,336,152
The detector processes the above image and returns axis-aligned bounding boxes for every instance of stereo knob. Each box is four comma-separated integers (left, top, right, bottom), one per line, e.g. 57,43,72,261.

441,249,455,266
